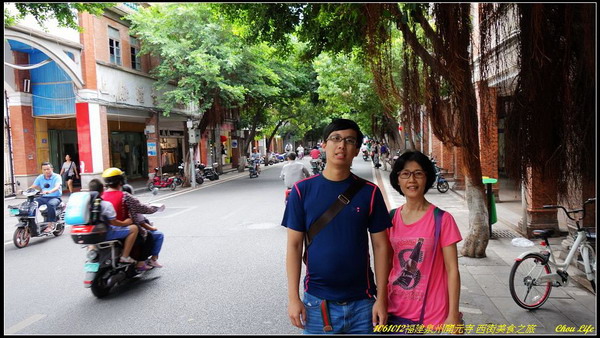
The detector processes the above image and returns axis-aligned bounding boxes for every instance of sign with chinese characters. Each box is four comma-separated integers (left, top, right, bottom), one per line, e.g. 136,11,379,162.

147,142,157,156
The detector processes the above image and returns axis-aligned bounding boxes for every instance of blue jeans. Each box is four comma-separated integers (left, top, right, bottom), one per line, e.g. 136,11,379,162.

34,196,61,222
148,230,164,256
302,292,375,334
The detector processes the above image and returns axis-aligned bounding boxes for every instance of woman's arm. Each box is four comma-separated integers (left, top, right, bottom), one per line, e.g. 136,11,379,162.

442,243,462,326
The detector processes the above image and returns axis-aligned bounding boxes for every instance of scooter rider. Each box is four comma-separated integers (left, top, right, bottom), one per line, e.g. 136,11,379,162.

250,147,262,174
101,168,162,271
29,162,62,233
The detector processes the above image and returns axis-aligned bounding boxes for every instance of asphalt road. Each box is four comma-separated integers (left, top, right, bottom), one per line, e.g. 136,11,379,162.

4,157,376,335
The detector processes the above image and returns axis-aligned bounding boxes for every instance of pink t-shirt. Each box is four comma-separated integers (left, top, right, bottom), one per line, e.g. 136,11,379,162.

387,204,462,326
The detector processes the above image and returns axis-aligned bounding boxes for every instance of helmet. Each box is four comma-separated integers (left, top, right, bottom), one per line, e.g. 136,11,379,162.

102,167,125,187
122,184,134,195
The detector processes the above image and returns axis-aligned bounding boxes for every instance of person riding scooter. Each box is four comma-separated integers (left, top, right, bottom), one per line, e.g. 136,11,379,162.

28,162,62,233
101,168,163,272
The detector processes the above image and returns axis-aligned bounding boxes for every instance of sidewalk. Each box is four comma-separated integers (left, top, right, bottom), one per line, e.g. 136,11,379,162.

372,167,596,335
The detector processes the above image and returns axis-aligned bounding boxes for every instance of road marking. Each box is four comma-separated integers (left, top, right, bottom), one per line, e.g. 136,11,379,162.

5,314,46,334
151,206,198,219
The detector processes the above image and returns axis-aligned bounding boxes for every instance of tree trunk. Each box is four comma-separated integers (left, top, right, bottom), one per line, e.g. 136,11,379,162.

460,177,489,258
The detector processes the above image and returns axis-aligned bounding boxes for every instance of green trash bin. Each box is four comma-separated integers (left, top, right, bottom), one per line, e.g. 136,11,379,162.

482,177,498,237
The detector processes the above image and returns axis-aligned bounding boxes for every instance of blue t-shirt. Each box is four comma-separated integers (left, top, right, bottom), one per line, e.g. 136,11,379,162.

33,173,63,197
281,173,392,302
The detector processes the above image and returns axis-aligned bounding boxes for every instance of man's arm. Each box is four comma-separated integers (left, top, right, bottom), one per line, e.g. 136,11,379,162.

370,230,392,326
286,228,306,329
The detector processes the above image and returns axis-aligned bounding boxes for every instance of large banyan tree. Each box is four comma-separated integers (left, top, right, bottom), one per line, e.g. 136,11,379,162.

220,3,595,257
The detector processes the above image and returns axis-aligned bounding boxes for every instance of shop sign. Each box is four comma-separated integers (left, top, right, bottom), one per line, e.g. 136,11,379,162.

147,142,157,156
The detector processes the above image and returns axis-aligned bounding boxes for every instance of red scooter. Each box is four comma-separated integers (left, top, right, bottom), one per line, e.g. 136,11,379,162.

147,167,177,191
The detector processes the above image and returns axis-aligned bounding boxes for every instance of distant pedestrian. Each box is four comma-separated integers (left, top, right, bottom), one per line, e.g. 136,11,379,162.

387,150,463,332
380,143,390,171
60,154,79,194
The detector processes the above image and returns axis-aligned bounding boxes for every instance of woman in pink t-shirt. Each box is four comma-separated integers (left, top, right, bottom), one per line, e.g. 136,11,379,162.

386,151,462,332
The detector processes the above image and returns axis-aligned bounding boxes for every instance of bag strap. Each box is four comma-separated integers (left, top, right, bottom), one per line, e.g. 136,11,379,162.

418,207,444,323
305,176,367,248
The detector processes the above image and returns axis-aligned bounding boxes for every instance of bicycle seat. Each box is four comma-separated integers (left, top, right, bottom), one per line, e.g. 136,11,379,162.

532,229,555,239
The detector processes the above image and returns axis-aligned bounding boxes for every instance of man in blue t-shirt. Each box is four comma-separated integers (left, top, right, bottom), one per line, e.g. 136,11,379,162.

282,118,392,334
29,162,63,232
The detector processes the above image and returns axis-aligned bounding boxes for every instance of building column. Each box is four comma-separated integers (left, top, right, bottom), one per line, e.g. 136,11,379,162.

145,112,160,176
7,93,38,189
519,166,559,238
76,100,109,189
452,147,466,190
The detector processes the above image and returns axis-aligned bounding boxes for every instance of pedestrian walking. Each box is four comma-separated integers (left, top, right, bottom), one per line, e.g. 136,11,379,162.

282,118,392,334
380,143,390,171
387,150,463,332
60,154,79,194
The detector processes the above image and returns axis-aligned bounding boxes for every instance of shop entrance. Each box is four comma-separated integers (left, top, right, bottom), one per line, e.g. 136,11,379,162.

110,132,147,179
49,129,80,187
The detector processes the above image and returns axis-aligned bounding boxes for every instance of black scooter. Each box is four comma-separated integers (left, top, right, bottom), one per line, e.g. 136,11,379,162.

69,190,164,298
197,162,219,181
7,188,66,248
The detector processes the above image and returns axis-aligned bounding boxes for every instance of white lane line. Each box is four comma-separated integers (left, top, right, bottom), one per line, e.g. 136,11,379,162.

5,314,47,334
151,206,198,219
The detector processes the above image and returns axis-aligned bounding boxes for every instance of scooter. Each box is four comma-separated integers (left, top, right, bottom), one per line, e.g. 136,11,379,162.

197,162,219,181
362,150,370,161
7,188,66,248
431,159,450,193
147,167,177,191
310,159,324,175
248,158,260,178
174,162,185,187
69,190,165,298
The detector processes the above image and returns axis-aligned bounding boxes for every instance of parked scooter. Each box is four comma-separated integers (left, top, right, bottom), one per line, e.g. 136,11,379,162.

431,159,450,193
174,162,185,187
147,167,177,191
197,162,219,181
7,188,66,248
69,189,165,298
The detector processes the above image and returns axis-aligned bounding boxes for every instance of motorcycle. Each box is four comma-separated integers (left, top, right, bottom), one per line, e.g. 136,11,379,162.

197,162,219,181
69,190,165,298
310,159,325,175
431,159,450,193
174,162,185,187
248,158,260,178
7,188,66,248
362,150,370,161
147,167,177,191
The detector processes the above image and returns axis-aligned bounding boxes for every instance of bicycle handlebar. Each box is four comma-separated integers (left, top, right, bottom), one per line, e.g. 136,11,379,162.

543,197,595,222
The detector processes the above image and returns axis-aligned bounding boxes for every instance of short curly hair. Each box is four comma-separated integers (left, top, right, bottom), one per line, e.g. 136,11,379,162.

389,150,436,195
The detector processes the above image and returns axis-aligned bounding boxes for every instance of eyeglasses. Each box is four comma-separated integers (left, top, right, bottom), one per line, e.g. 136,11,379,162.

326,135,358,146
398,170,426,179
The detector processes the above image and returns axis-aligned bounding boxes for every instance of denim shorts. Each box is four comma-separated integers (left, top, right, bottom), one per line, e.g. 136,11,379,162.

104,225,131,241
302,292,375,334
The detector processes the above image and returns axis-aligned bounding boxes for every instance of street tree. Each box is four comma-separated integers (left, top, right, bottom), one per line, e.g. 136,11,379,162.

219,3,490,257
4,2,112,32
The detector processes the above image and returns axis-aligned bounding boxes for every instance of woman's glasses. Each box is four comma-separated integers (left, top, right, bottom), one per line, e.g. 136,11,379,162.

398,170,426,179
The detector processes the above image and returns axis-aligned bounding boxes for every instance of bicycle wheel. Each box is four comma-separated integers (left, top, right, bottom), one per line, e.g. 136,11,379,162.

509,253,553,309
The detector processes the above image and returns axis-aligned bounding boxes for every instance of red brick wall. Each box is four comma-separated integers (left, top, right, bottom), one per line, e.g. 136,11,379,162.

13,52,30,92
79,12,98,89
10,105,37,175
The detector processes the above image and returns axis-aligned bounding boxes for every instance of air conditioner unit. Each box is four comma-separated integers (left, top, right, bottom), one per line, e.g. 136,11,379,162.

23,79,31,93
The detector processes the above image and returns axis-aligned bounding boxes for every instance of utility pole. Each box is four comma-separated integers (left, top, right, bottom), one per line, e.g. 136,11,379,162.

186,119,199,188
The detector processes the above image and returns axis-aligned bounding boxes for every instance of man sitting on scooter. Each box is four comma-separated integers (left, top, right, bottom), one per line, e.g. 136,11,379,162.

29,162,62,233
